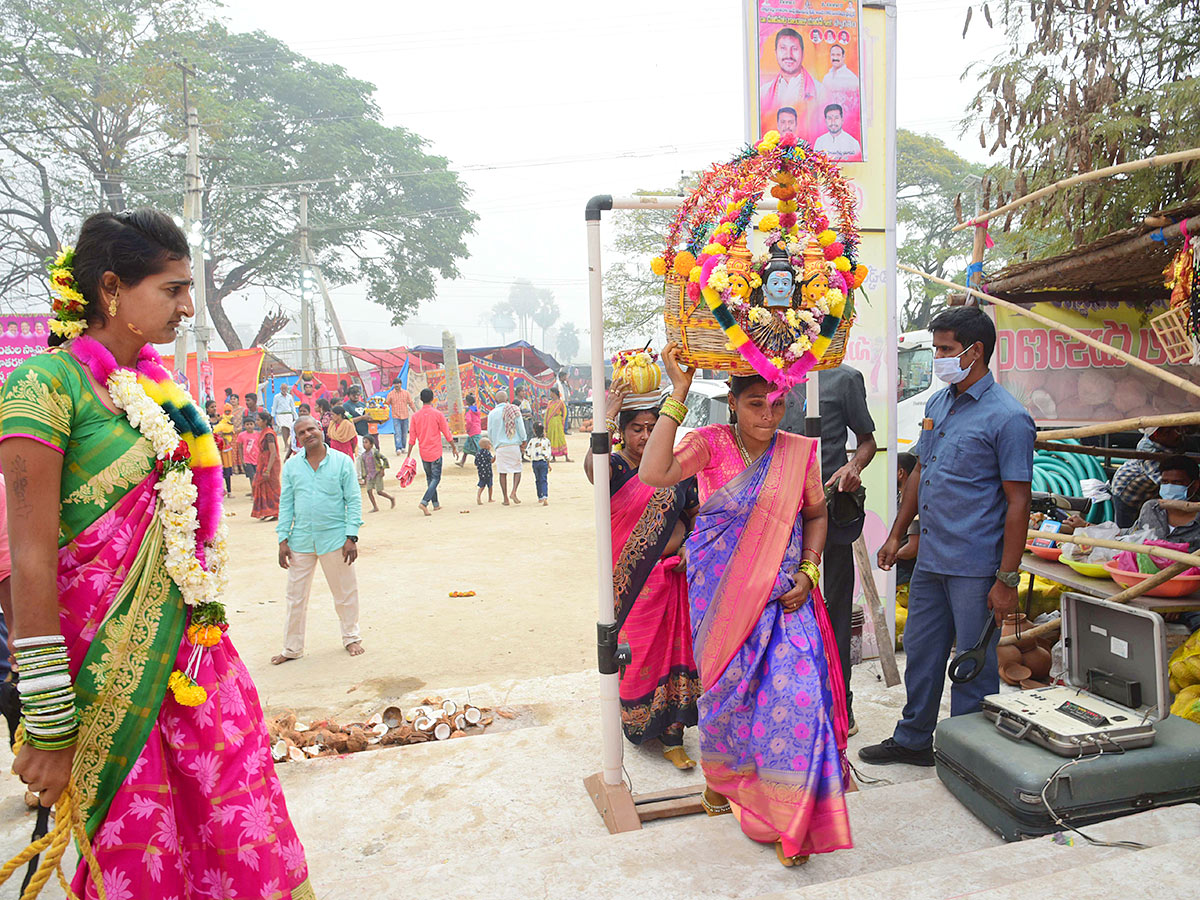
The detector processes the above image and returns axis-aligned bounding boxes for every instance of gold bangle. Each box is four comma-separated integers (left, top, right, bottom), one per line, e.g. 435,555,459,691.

797,560,820,586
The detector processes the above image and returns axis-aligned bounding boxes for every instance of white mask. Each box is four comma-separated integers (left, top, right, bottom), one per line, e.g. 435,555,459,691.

933,346,973,385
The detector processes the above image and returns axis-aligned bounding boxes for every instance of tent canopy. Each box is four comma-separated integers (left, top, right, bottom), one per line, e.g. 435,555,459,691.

340,346,437,372
407,340,560,375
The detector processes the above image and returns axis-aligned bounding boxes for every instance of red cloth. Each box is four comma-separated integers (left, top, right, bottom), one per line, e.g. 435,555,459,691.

408,404,454,462
252,429,280,518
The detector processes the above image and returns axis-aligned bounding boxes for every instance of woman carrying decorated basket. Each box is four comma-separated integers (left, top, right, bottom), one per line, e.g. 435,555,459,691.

585,378,701,769
0,210,314,898
639,342,852,867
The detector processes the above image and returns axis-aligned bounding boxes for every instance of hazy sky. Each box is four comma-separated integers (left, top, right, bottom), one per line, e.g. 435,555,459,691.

219,0,1006,359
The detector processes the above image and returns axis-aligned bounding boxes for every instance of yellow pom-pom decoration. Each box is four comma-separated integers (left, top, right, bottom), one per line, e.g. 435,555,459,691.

674,250,696,277
713,222,734,235
689,266,702,283
817,229,837,247
777,199,798,213
650,256,667,276
757,213,780,232
834,256,852,272
702,242,726,257
826,289,847,317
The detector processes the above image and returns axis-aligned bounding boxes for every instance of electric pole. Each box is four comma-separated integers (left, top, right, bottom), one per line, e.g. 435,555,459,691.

173,60,196,377
299,189,314,373
184,105,211,402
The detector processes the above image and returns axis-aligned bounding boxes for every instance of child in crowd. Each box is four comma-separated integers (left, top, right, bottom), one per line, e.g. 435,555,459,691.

475,436,494,505
237,417,260,497
357,434,395,512
457,393,482,467
528,423,552,506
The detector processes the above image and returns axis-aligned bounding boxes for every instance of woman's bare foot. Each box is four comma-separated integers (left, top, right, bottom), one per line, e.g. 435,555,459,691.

345,641,365,657
270,654,296,666
511,495,521,504
419,503,431,517
662,746,696,770
701,786,731,816
388,495,396,509
775,843,810,868
369,507,379,513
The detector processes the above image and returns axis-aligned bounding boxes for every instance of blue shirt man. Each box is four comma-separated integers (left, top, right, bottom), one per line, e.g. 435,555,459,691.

273,415,365,664
862,307,1034,765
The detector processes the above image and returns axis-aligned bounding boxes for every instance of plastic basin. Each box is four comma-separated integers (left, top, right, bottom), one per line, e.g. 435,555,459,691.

1027,544,1062,562
1104,560,1200,598
1060,555,1112,579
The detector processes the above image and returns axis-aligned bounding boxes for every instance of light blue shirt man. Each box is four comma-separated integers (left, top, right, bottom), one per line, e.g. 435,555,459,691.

277,448,363,555
487,394,527,448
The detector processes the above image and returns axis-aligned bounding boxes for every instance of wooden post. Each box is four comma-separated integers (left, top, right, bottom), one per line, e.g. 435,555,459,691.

1035,441,1200,464
852,536,901,687
1037,411,1200,441
999,562,1189,646
899,265,1200,403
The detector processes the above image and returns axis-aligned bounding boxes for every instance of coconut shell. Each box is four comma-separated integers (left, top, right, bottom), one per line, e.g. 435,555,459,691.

288,745,305,762
277,713,297,732
450,730,467,739
382,706,403,729
433,722,452,741
328,733,351,753
346,728,369,753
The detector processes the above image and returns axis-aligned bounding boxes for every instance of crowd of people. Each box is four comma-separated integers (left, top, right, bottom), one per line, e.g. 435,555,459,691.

5,205,1200,896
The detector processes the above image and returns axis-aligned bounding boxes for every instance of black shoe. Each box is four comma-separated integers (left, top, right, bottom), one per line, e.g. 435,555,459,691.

857,737,934,767
847,710,858,737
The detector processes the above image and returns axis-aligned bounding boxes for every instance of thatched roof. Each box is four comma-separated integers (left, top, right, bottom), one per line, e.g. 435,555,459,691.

978,200,1200,305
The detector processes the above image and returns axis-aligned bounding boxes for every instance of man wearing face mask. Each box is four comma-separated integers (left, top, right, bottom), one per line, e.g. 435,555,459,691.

1068,456,1200,548
862,306,1034,767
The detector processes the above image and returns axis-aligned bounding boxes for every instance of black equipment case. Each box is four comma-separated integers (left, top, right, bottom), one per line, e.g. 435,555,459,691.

934,593,1200,841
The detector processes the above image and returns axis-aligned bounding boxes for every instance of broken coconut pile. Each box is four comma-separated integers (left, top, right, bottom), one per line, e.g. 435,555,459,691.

268,698,493,763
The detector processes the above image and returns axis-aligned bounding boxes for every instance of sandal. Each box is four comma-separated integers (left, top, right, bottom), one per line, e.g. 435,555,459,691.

700,788,731,817
775,843,810,868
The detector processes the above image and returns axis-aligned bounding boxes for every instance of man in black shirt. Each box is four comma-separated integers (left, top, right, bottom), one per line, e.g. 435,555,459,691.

779,363,877,734
342,384,370,440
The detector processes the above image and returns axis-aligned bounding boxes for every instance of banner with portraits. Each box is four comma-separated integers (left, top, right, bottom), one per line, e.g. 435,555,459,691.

751,0,864,163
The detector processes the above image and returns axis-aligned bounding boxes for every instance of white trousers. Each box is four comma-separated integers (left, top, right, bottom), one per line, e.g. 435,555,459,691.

281,550,361,657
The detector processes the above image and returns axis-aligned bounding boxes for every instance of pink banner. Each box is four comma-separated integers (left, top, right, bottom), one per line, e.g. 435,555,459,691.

0,316,52,386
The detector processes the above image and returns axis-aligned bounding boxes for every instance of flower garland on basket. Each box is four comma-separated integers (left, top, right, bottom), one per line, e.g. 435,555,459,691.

650,131,870,398
71,335,228,707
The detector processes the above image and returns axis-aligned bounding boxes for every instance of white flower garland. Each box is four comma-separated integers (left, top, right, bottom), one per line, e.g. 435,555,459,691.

107,370,229,606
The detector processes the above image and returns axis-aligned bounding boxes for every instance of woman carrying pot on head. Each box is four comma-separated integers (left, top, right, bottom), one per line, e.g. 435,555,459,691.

586,380,701,769
638,342,853,868
0,210,312,897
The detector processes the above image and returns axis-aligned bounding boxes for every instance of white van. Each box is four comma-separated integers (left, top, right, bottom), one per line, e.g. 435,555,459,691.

897,330,936,450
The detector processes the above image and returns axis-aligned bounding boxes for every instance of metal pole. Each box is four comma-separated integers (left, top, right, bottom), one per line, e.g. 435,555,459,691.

883,0,899,638
299,189,312,373
584,196,623,790
186,106,210,404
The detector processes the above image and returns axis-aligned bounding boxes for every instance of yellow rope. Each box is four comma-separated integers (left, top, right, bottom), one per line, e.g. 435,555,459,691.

1,729,107,900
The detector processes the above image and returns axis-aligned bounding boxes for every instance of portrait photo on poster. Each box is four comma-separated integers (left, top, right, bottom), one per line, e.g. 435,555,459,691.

754,0,865,163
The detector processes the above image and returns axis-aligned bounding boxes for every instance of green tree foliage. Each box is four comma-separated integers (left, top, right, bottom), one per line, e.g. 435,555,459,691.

531,289,559,346
0,3,476,348
602,203,675,344
964,0,1200,249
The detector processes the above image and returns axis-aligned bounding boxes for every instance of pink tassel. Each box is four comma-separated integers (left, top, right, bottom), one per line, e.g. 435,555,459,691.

699,255,721,287
191,466,224,544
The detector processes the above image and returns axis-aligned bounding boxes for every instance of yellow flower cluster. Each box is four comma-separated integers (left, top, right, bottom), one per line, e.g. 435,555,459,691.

650,256,667,276
777,199,798,213
168,670,208,707
187,623,223,648
713,222,735,235
49,319,87,340
748,273,763,289
758,130,782,155
817,229,838,247
701,242,726,257
789,336,813,356
757,213,780,232
707,265,730,293
748,306,773,325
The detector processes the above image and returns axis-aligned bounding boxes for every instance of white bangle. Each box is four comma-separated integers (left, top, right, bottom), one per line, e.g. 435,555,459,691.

17,673,73,694
12,635,66,650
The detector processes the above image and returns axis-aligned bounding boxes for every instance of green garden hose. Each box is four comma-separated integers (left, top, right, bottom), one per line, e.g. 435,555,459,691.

1033,440,1113,523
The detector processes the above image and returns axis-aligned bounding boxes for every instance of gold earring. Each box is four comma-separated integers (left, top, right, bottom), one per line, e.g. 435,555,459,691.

107,286,120,319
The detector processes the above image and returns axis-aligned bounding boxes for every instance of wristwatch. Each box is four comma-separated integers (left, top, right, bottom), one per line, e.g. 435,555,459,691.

347,535,359,543
995,569,1020,588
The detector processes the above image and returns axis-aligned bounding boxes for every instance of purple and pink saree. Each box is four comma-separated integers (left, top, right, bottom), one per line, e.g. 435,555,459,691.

677,425,852,857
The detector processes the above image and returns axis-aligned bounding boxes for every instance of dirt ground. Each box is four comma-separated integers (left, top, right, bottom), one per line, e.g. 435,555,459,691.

231,432,598,719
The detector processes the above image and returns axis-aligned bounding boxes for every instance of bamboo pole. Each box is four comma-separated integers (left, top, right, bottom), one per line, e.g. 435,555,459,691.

1027,530,1200,568
1000,562,1189,646
1037,411,1200,441
851,536,901,687
951,147,1200,232
1158,499,1200,513
1035,441,1200,463
899,265,1200,403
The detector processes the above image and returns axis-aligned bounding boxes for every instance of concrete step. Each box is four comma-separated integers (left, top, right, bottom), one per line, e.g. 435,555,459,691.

292,748,1002,900
966,833,1195,899
750,803,1200,900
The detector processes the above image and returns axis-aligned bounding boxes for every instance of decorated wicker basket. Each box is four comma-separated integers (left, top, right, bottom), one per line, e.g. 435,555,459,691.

652,131,867,391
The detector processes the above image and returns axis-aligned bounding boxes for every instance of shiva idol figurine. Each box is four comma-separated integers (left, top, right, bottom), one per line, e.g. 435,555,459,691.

760,242,799,309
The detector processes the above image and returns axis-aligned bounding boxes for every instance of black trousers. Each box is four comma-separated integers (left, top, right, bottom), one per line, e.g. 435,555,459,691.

823,537,856,716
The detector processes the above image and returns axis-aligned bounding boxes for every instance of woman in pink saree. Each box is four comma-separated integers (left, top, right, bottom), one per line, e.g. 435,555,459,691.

1,210,313,898
586,387,701,768
640,344,852,867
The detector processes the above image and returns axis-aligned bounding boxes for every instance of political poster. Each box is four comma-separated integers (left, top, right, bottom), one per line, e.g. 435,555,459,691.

0,316,52,386
752,0,864,162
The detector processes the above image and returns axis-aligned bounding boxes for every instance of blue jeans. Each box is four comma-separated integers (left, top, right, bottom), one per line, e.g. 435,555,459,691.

893,567,998,751
393,417,409,453
532,459,549,499
420,458,442,507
